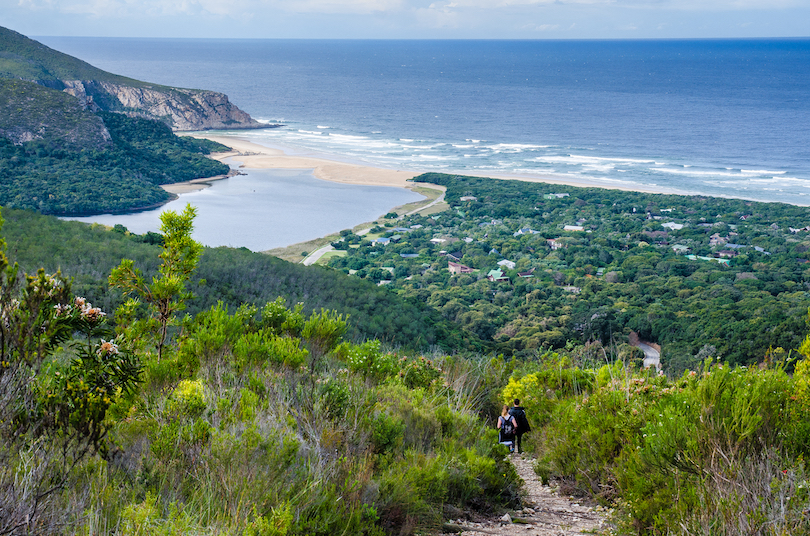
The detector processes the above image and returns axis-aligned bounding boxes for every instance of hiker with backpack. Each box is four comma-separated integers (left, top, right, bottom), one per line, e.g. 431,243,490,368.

508,399,531,454
497,405,518,452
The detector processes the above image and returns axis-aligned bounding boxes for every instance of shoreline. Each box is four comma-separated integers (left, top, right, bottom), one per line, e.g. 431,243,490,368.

190,134,701,199
189,134,421,190
160,168,242,195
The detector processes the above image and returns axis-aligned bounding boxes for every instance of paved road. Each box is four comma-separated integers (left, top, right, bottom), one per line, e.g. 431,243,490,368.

405,190,445,216
638,342,661,369
302,245,334,266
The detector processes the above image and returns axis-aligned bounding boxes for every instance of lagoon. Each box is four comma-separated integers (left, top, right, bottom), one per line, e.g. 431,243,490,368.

63,168,423,251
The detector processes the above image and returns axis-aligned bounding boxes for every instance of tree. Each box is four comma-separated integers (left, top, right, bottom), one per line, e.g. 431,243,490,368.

0,209,140,535
109,204,202,361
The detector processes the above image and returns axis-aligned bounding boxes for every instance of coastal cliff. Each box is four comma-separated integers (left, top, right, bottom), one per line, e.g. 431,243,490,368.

1,26,263,131
62,80,262,131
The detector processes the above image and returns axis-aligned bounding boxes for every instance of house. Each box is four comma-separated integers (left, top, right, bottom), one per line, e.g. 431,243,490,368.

671,244,690,254
513,227,540,237
430,238,447,244
446,251,464,262
547,238,564,250
686,255,731,266
518,268,535,278
709,233,727,246
487,268,510,282
563,225,584,232
543,193,569,199
400,253,419,258
497,259,516,270
718,250,738,258
448,261,474,275
410,224,423,229
459,196,478,201
373,237,391,246
662,222,684,231
392,227,411,233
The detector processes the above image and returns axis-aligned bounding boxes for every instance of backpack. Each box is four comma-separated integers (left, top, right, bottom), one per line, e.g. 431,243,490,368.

500,416,515,437
509,407,531,434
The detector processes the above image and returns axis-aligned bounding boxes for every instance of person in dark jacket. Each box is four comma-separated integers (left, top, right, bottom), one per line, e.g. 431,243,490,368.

508,399,531,454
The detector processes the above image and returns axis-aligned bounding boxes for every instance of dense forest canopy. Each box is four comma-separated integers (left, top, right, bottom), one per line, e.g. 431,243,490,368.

326,173,810,371
0,208,473,351
0,110,229,215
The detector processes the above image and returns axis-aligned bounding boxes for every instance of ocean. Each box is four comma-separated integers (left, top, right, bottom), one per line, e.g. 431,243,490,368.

41,37,810,206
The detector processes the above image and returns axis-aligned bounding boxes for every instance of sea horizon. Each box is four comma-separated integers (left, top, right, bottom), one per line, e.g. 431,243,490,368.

40,37,810,206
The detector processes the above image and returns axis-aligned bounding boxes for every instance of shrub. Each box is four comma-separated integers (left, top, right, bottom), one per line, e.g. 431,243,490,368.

168,379,206,417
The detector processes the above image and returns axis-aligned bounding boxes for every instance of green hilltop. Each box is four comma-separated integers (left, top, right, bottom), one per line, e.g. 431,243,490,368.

0,26,138,85
0,25,261,130
0,26,260,215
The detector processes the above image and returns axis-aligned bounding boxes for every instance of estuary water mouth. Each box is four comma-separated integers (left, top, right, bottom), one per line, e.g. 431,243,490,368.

61,168,423,251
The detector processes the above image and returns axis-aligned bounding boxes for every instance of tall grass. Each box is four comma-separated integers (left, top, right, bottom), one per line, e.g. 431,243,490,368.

505,351,810,535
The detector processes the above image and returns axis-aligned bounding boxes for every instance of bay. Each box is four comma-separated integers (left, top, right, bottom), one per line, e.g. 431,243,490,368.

62,168,422,251
40,37,810,205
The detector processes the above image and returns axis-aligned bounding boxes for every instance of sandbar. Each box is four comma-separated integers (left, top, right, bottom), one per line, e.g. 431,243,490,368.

186,134,687,198
187,134,421,190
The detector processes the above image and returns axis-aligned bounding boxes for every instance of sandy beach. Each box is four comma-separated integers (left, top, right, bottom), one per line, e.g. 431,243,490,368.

186,134,421,190
180,134,686,198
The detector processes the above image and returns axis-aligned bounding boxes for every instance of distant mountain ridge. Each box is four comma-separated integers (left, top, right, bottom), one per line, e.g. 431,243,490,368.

0,26,262,131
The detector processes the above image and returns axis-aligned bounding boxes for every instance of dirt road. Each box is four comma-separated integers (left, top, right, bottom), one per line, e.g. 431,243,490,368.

444,454,609,535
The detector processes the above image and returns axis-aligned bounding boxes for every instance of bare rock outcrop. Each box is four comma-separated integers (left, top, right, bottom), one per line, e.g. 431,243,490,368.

62,80,263,131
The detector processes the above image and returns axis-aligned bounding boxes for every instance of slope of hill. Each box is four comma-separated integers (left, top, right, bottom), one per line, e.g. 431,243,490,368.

0,111,230,215
0,26,261,130
0,208,476,350
0,78,110,148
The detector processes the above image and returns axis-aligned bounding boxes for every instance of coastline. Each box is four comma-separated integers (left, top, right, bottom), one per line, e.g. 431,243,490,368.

160,168,241,195
190,134,692,198
189,134,420,190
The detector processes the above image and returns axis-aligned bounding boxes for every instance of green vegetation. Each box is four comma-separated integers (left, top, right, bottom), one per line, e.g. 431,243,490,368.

0,111,229,215
0,208,472,351
327,173,810,370
0,78,110,149
0,206,517,535
0,24,261,216
504,349,810,534
0,26,140,85
3,170,810,533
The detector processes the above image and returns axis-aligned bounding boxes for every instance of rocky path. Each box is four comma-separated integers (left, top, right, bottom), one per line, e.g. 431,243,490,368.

443,454,610,536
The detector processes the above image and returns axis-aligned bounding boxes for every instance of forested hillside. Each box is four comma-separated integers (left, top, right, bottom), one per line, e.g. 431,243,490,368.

0,110,229,215
2,195,809,535
0,25,264,216
1,208,473,350
326,173,810,370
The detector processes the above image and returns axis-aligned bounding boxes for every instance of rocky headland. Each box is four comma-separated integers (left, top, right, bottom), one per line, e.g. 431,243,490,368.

1,26,264,132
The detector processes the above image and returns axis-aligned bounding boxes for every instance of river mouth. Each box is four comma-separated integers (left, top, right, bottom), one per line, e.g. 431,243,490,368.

61,167,423,252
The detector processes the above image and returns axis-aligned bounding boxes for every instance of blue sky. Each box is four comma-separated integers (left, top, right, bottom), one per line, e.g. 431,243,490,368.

2,0,809,39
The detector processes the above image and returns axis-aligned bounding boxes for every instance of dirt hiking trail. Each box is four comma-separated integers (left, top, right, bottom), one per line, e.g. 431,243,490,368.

443,454,610,535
